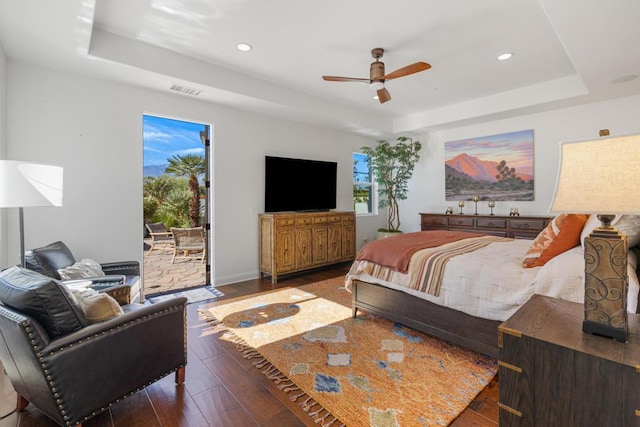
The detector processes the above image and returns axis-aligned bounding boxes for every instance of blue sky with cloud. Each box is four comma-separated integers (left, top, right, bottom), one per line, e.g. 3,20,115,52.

143,115,206,167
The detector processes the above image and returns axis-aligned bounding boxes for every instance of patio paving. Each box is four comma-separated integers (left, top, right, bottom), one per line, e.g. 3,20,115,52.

143,238,207,296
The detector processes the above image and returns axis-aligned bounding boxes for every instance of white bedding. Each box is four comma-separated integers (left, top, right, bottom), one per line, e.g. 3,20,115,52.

346,239,639,322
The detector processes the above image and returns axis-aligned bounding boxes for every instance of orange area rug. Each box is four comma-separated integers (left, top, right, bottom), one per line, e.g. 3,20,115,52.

199,276,496,426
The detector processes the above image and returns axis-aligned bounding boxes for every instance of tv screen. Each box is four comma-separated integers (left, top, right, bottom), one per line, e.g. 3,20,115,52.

265,156,337,212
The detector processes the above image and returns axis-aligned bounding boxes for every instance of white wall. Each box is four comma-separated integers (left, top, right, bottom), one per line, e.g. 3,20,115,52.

0,43,7,267
4,61,383,285
401,94,640,232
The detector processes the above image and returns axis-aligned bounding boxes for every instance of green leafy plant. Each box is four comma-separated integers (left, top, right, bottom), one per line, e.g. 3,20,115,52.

165,154,205,227
361,136,422,232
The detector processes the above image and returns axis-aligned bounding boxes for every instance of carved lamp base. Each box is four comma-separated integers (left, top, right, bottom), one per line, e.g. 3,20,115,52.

583,225,628,342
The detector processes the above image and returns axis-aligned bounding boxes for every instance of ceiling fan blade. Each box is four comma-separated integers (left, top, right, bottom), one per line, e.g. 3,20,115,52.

322,76,370,83
377,88,391,104
383,62,431,81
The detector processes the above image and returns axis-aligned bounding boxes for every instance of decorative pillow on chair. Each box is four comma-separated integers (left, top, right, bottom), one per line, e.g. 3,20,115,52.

57,259,105,280
66,286,123,323
31,241,76,279
0,266,88,339
523,214,588,268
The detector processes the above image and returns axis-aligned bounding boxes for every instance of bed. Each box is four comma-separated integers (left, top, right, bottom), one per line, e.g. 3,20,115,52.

345,215,640,358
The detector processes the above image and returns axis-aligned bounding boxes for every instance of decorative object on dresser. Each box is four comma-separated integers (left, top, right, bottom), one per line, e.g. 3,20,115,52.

0,161,63,267
550,133,640,342
488,200,496,215
472,195,480,214
420,212,552,239
360,136,421,234
259,211,355,284
498,294,640,426
458,200,465,214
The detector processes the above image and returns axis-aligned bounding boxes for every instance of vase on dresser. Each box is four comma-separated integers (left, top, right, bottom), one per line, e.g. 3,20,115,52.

377,230,403,240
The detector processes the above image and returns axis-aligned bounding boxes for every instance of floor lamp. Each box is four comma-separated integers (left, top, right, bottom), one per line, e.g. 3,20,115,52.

550,133,640,342
0,161,63,267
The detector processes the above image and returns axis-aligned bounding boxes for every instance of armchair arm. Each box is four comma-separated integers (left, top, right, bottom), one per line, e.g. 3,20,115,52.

41,298,187,425
100,260,140,276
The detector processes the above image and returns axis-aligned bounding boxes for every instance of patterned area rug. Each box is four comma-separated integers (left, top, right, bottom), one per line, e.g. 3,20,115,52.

148,285,224,304
199,276,497,427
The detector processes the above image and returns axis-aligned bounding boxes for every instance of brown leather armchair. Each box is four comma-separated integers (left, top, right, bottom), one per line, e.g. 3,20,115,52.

0,267,187,426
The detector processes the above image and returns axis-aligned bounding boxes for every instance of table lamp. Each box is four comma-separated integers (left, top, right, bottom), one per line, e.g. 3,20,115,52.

0,161,63,267
550,133,640,342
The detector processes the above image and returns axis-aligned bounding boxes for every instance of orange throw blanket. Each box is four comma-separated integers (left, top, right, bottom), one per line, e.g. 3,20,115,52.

356,230,488,273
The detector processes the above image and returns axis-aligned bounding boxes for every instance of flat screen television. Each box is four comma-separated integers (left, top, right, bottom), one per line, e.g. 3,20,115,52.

265,156,337,212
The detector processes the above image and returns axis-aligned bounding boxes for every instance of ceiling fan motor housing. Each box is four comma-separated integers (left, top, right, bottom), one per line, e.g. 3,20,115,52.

370,61,385,89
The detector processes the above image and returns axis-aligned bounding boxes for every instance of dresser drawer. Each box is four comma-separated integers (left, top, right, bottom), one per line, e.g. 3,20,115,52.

477,218,507,229
312,216,327,224
422,215,446,226
276,217,296,227
448,216,474,227
510,219,546,231
296,217,313,226
328,215,343,223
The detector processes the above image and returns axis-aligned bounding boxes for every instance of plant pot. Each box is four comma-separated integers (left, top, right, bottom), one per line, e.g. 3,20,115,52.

377,230,403,240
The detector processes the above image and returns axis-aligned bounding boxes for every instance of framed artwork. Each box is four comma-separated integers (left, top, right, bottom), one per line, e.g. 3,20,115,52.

445,129,534,201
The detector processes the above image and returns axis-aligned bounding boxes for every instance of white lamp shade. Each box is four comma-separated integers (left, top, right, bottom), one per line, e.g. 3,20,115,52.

0,160,63,208
550,134,640,215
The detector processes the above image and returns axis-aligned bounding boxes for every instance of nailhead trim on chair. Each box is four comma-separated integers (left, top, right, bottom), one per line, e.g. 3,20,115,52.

17,301,187,426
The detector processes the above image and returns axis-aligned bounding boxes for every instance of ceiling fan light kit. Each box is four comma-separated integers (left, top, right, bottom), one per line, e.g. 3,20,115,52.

322,48,431,104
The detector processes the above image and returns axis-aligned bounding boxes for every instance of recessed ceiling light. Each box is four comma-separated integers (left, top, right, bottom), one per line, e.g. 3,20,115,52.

497,52,513,61
236,43,253,52
373,95,379,100
611,74,638,84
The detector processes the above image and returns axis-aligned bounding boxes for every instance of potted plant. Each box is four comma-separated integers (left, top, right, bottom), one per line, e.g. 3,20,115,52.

361,136,422,239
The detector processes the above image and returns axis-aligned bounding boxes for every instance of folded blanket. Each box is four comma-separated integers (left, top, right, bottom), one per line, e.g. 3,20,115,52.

356,230,487,273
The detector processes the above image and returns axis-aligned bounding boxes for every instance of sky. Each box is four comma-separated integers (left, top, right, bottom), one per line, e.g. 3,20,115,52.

143,115,207,167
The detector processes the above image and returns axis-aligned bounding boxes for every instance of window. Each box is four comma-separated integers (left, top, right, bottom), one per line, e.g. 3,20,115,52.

353,152,376,214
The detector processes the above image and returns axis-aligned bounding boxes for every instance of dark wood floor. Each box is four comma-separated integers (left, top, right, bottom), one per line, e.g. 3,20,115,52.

2,265,498,426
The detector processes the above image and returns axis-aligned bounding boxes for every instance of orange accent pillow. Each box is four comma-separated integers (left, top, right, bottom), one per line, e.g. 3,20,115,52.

522,214,588,268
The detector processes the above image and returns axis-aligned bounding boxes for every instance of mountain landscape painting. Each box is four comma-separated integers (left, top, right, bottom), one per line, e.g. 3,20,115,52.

445,129,534,201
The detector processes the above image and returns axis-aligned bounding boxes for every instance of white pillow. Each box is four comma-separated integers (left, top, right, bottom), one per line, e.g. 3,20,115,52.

57,259,105,280
67,286,123,323
580,214,602,247
612,215,640,247
579,214,640,246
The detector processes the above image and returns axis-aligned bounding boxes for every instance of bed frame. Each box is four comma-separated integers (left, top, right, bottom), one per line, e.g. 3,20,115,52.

351,279,503,358
352,258,640,359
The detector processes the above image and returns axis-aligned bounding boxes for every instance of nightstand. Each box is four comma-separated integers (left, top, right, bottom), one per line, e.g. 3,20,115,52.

498,294,640,426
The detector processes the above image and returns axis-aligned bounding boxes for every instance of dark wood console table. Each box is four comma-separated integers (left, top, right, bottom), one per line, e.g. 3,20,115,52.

419,212,551,239
498,294,640,426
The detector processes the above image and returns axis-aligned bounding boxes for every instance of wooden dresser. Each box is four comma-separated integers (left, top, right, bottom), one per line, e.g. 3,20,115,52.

498,294,640,426
419,213,551,239
259,211,356,283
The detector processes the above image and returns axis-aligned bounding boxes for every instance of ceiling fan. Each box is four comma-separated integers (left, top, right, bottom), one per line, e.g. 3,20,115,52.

322,48,431,104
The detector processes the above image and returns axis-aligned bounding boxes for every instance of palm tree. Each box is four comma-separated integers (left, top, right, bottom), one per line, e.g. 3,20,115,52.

144,175,174,205
165,154,205,227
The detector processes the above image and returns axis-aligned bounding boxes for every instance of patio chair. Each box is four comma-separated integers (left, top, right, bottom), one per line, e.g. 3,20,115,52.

170,227,206,264
145,222,174,255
